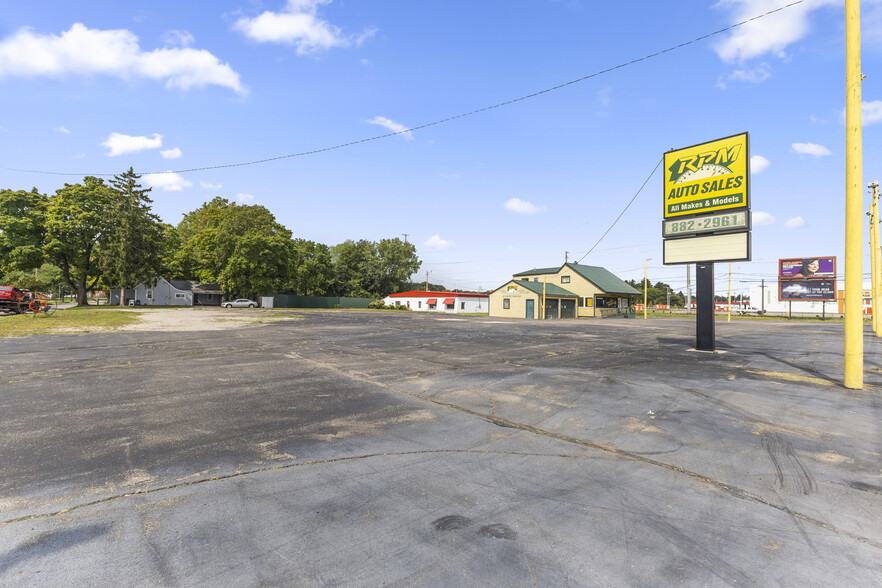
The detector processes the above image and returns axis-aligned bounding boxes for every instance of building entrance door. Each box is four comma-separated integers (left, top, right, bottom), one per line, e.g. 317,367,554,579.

561,299,576,318
526,299,534,319
544,299,559,319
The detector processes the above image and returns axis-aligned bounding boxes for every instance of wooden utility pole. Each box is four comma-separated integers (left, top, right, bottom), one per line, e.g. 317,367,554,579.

845,0,863,388
870,181,881,335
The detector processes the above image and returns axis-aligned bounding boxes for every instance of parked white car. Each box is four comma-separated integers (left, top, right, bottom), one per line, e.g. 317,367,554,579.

739,306,766,315
222,299,257,308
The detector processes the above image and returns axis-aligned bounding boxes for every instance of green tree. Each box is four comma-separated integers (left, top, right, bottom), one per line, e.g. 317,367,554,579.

44,177,114,305
100,168,166,306
331,238,421,298
219,234,295,300
289,239,335,296
174,198,295,298
0,188,48,274
331,239,377,297
375,238,421,295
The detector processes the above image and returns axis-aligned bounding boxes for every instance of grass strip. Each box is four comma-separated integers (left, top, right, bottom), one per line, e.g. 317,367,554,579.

0,307,141,337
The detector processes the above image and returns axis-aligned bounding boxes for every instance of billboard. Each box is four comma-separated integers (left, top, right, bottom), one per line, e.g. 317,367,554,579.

778,257,836,280
779,280,837,301
663,132,749,219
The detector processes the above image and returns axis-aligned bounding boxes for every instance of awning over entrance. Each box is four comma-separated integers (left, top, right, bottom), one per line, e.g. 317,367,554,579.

442,298,455,305
426,298,437,304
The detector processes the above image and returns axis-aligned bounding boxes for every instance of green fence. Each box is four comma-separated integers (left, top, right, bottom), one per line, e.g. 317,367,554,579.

271,295,375,309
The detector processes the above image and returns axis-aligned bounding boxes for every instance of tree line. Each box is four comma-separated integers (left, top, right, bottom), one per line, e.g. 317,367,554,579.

626,279,750,307
0,169,422,305
625,279,686,307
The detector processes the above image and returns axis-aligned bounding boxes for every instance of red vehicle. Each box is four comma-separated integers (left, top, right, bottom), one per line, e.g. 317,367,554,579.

0,285,29,314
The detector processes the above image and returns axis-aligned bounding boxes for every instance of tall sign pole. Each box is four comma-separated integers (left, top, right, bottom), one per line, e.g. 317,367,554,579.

662,133,751,351
845,0,863,389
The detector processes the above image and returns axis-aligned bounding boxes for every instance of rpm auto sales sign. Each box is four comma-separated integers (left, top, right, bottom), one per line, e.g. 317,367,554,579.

663,132,749,219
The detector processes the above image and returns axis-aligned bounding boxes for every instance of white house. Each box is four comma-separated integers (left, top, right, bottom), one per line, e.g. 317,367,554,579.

383,290,489,313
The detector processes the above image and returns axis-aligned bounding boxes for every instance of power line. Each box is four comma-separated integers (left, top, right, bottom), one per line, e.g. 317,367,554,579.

4,1,806,179
576,157,663,264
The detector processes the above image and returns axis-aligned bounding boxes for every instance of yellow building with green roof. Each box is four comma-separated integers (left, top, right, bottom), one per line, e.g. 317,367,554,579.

489,263,640,319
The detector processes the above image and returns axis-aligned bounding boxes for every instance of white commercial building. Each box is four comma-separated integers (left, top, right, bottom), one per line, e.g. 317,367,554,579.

383,290,489,313
750,281,873,315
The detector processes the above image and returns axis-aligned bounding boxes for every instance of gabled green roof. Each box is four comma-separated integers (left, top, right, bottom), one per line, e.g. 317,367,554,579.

510,263,640,296
492,279,578,298
566,263,641,295
513,266,561,277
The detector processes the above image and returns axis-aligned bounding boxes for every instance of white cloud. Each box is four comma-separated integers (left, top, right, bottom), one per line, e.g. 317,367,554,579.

236,193,255,203
752,211,775,225
713,0,838,63
163,29,195,48
160,147,182,159
200,181,222,190
504,198,545,215
53,125,70,134
862,100,882,125
234,0,376,55
366,116,413,140
143,172,193,191
596,87,613,107
726,63,772,84
424,235,452,250
785,216,806,228
101,132,162,156
791,142,831,157
0,23,243,93
750,155,770,173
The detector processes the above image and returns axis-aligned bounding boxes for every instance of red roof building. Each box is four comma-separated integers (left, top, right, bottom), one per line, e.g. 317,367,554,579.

383,290,488,313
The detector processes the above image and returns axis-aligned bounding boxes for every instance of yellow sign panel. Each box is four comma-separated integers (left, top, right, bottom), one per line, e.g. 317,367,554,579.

663,133,749,218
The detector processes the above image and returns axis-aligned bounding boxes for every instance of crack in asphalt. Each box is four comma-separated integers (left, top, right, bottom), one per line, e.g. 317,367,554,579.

3,345,879,552
283,353,882,550
0,449,595,527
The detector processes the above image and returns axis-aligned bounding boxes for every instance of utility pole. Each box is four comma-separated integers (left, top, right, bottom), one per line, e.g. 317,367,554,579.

844,0,863,388
686,264,692,314
760,279,765,314
425,271,430,292
870,181,881,335
402,233,408,243
727,263,732,323
869,194,877,333
666,286,671,309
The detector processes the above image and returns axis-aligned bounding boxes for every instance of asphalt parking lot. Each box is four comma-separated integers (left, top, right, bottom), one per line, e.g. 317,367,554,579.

1,311,880,586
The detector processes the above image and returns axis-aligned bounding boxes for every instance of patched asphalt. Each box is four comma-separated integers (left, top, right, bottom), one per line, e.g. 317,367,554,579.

1,311,880,586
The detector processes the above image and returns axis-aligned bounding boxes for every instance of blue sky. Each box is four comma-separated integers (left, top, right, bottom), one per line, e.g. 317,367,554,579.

3,0,882,296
